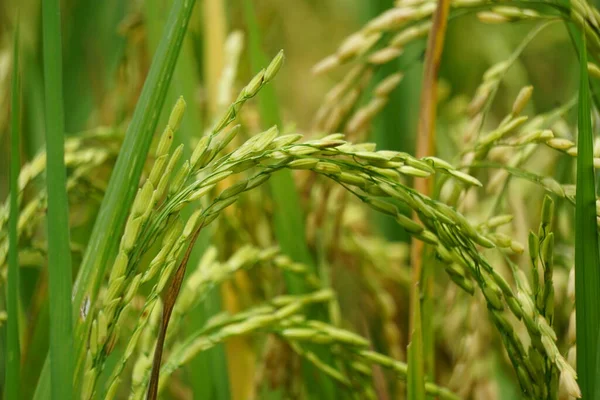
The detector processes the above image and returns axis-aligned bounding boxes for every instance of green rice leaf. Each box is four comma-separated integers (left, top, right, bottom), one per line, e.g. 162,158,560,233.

42,0,74,398
575,32,600,400
144,0,203,154
407,296,426,400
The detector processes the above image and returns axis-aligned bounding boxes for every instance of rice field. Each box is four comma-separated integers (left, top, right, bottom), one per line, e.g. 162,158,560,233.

0,0,599,399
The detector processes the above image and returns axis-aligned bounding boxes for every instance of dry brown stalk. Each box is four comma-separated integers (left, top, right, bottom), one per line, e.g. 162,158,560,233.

146,222,205,400
409,0,451,338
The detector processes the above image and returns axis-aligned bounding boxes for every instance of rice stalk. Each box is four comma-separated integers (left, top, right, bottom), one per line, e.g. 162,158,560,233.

575,31,600,400
41,0,74,398
409,0,450,396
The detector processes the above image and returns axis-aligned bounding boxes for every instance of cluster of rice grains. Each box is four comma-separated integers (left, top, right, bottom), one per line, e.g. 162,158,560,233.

64,52,470,399
3,1,599,398
68,47,524,398
306,0,600,399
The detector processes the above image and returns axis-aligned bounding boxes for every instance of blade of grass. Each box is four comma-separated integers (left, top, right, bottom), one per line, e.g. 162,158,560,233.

22,302,50,399
409,0,450,396
42,0,74,398
407,299,425,400
21,270,50,400
5,18,22,400
596,329,600,399
62,1,99,133
33,0,198,397
575,32,600,400
242,1,336,398
190,291,231,399
144,0,203,153
23,48,46,158
62,0,128,132
553,5,600,395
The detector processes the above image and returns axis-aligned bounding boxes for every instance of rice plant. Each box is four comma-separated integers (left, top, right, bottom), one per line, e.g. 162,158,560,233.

1,0,600,399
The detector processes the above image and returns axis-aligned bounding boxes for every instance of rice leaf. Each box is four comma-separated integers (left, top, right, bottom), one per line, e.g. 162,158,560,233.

575,32,600,400
62,1,127,133
595,328,600,399
23,50,45,158
42,0,74,398
407,297,425,400
5,18,21,400
144,0,203,153
33,0,198,397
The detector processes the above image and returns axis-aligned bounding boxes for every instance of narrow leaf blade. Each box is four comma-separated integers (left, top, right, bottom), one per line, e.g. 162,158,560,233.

575,32,600,400
42,0,74,398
